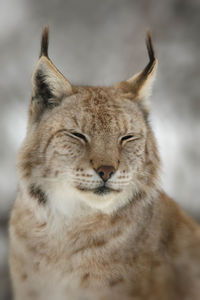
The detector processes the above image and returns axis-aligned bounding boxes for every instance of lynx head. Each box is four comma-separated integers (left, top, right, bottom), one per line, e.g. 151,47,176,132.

18,27,160,215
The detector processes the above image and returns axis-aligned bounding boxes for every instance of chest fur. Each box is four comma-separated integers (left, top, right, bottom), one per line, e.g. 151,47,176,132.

10,199,200,300
11,202,133,276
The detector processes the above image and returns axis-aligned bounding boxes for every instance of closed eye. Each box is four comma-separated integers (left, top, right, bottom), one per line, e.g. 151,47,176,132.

70,132,87,143
121,135,134,142
120,134,141,144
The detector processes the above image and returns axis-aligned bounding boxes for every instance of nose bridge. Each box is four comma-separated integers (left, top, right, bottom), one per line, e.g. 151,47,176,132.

89,137,119,170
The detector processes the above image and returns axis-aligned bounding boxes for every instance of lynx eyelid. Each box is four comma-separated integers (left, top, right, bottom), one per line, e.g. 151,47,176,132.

70,132,88,143
120,135,140,144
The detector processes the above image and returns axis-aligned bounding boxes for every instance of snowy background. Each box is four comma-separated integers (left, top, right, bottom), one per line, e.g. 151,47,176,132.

0,0,200,298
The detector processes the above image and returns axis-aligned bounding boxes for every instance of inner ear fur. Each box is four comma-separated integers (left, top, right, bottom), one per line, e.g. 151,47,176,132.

116,31,157,114
30,26,73,122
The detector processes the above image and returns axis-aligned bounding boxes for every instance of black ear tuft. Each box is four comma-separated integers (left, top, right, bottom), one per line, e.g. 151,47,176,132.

146,30,155,63
30,27,73,123
40,26,49,58
143,30,156,76
121,30,157,114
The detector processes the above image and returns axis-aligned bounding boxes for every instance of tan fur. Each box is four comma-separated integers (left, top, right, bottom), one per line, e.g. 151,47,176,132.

9,28,200,300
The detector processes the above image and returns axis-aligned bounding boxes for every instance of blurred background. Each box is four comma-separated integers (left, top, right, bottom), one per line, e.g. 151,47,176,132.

0,0,200,298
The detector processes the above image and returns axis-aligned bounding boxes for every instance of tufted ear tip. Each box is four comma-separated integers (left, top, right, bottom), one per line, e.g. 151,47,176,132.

115,31,157,115
146,30,156,66
40,25,49,58
127,30,157,88
29,28,73,123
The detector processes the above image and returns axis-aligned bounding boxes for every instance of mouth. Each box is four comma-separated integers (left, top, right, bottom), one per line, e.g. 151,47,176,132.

93,186,112,195
77,185,120,195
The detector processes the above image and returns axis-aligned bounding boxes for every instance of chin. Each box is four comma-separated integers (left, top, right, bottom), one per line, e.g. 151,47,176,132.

77,185,133,214
93,186,114,195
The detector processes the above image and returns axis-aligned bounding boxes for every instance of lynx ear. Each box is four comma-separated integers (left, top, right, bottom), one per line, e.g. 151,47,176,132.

30,26,73,121
117,31,157,114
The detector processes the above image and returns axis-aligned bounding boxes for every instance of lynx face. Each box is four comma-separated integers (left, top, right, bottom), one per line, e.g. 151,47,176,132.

18,28,159,215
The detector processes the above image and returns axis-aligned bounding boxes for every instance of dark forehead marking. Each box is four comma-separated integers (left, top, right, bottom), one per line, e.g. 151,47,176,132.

29,184,47,205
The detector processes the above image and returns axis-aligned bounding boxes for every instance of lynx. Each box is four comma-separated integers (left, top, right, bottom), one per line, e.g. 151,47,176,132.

9,27,200,300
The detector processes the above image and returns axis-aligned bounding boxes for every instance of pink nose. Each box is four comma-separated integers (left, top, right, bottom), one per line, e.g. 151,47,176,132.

96,166,116,182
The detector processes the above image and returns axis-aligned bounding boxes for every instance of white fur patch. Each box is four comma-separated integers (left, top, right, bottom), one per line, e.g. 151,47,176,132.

44,174,135,217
